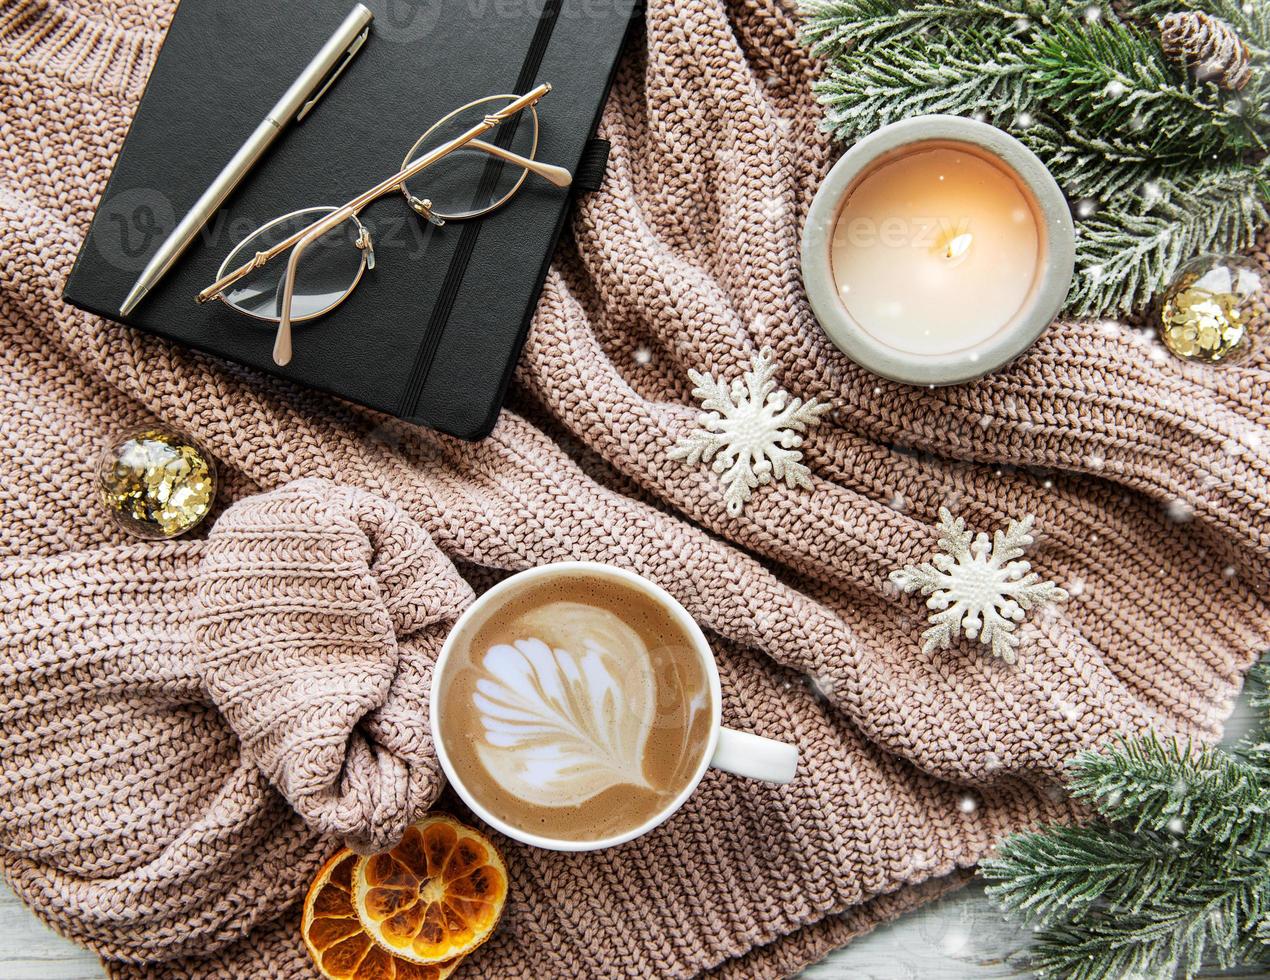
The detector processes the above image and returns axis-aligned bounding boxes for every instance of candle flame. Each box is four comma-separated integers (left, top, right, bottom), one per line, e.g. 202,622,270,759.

944,233,974,260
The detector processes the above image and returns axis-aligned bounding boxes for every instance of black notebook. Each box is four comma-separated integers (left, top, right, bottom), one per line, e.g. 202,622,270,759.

64,0,635,440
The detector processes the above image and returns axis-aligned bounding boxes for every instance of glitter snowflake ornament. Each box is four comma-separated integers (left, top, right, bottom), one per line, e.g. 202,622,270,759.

669,347,829,517
889,508,1068,664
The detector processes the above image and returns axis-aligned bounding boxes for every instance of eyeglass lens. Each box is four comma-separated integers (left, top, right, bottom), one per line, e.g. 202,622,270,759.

400,95,538,221
218,206,366,321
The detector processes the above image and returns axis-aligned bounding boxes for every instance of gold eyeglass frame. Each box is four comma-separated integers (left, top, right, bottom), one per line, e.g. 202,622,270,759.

196,83,570,366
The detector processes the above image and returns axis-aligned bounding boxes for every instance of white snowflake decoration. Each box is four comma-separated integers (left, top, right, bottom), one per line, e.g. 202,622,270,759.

889,508,1068,664
669,347,829,517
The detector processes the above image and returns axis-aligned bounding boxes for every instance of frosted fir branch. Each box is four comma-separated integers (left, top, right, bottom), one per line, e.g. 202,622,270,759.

1068,158,1269,315
813,36,1035,137
1019,124,1204,201
987,834,1270,978
985,812,1270,977
1235,660,1270,776
801,0,1049,56
1068,734,1270,850
1072,215,1205,316
1023,868,1270,980
982,825,1199,923
1033,19,1268,156
985,811,1270,979
984,658,1270,979
800,0,943,56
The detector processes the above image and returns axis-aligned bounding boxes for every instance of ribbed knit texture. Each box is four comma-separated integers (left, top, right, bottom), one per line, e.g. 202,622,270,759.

1,0,1267,977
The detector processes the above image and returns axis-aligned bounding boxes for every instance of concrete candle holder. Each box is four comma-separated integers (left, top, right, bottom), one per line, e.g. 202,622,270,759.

802,115,1075,386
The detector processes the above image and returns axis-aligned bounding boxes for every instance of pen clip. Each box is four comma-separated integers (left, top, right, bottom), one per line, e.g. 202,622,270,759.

296,25,369,123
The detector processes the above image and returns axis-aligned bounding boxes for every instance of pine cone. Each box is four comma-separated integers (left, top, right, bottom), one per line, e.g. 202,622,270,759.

1159,11,1252,91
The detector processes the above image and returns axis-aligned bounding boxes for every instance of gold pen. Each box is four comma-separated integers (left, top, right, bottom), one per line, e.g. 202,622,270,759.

118,3,373,317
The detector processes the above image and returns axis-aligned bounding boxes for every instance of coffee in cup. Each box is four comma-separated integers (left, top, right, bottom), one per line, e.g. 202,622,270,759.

431,563,798,851
435,569,713,843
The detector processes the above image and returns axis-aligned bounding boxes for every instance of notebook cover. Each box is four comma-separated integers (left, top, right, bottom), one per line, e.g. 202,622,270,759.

63,0,636,440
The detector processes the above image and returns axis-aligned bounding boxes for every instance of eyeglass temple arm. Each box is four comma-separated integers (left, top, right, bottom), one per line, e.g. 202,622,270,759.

469,140,572,187
271,205,351,365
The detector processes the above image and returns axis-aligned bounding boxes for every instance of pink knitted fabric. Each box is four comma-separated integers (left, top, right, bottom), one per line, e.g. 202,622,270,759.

1,0,1267,977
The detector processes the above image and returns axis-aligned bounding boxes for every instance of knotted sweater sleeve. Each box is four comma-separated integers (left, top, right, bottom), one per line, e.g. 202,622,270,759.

0,479,471,968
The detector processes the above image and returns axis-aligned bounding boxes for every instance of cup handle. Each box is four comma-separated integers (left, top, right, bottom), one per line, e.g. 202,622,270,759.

709,727,798,784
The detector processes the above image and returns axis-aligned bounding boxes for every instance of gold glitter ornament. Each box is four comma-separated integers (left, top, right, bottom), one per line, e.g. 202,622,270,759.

1158,254,1264,364
97,428,217,539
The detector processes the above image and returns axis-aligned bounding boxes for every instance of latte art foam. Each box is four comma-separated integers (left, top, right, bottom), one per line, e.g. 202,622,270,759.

437,573,714,842
474,604,658,805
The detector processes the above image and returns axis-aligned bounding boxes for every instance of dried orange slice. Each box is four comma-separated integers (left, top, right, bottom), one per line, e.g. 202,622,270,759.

352,814,508,965
303,849,462,980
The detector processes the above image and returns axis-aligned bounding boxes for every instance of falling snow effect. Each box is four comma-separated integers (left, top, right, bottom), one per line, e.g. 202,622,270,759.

889,508,1069,664
669,347,829,517
1166,498,1196,523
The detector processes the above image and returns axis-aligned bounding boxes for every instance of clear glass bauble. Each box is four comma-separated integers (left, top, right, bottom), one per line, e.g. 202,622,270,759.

1158,254,1264,364
96,427,217,539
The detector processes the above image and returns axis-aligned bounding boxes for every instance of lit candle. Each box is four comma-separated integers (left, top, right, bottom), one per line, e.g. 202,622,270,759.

802,117,1075,385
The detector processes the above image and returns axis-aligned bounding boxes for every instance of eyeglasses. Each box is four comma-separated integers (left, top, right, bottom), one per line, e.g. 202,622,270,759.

196,83,570,366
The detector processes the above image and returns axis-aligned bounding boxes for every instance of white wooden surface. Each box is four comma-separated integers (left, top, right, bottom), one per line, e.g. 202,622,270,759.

0,876,1031,979
0,685,1258,980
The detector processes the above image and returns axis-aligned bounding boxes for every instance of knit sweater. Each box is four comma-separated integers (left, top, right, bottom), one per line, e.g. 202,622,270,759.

1,0,1267,977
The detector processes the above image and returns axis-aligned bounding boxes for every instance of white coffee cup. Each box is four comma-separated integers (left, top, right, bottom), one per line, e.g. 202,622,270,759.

430,562,799,852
